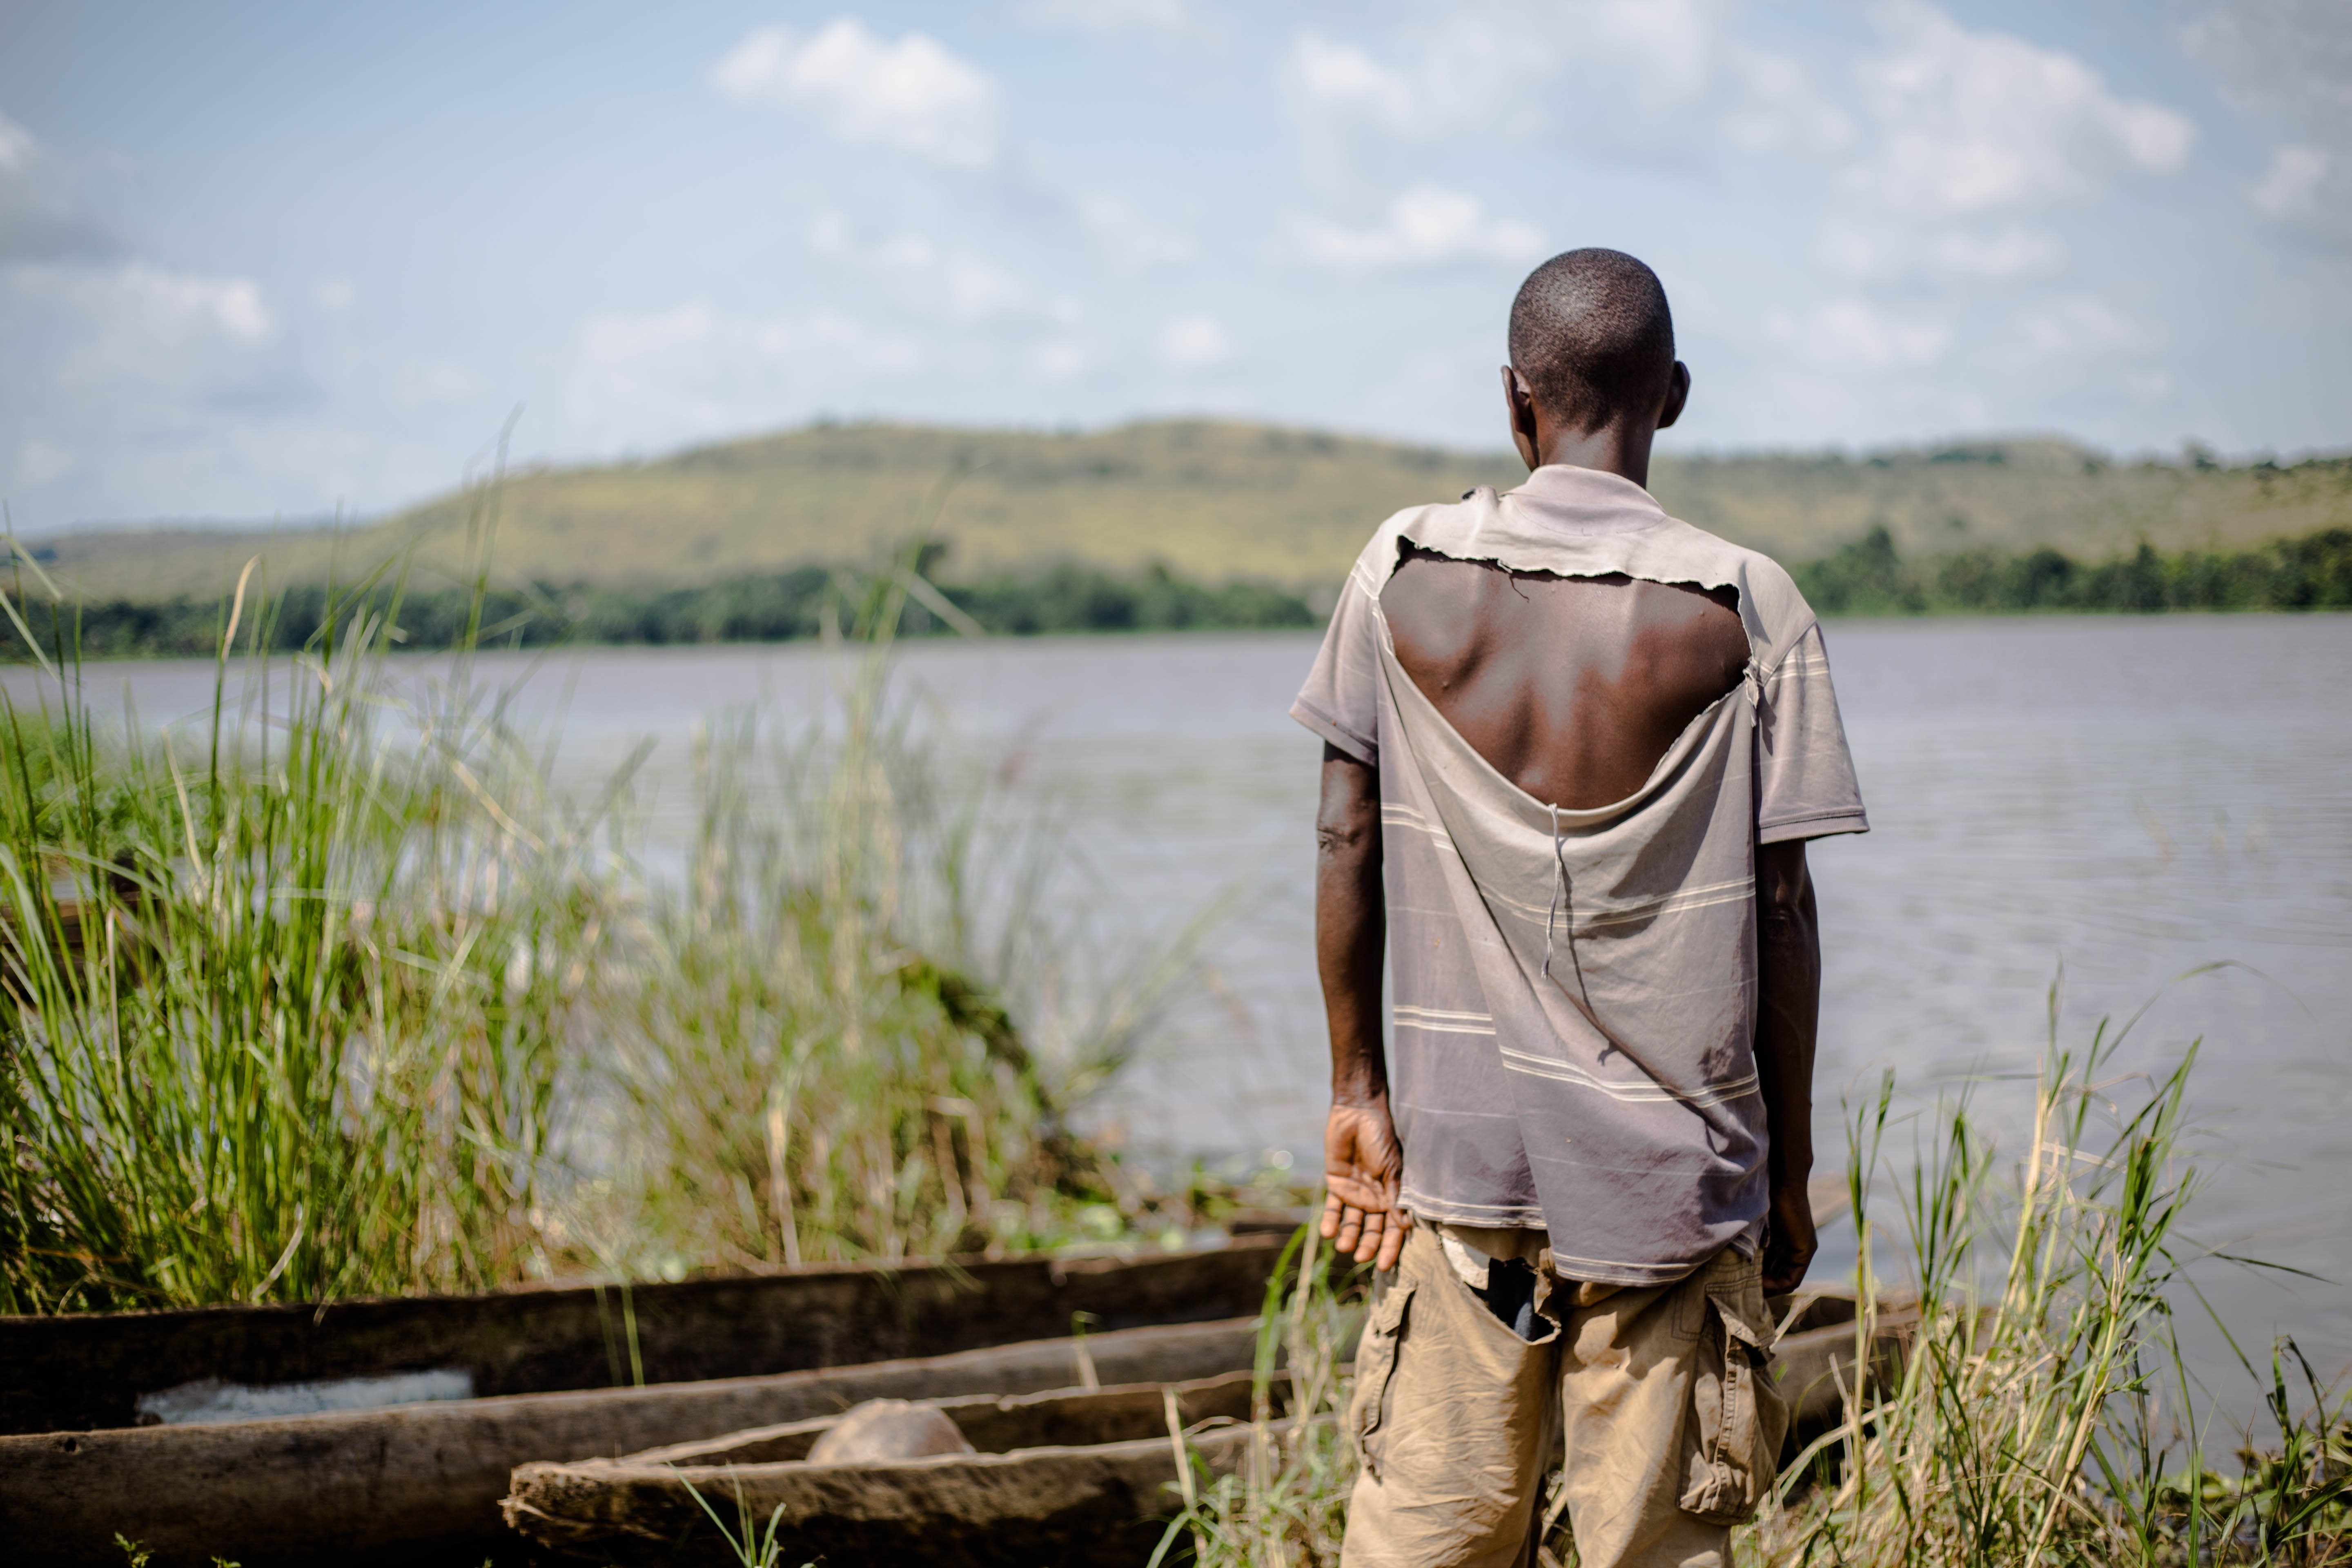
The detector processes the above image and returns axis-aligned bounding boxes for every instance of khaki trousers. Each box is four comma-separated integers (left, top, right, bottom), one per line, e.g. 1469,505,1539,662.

1342,1225,1788,1568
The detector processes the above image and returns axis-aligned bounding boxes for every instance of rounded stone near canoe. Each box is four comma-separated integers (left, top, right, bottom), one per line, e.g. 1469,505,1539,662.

806,1399,978,1464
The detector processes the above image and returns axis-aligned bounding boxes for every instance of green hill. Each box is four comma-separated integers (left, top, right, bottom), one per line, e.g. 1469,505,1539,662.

24,420,2352,605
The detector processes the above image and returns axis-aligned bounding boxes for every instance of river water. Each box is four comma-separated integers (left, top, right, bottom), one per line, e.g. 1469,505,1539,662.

16,615,2351,1411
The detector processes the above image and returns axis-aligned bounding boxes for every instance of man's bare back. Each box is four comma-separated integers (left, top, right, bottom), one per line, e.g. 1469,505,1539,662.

1381,546,1750,809
1313,246,1824,1305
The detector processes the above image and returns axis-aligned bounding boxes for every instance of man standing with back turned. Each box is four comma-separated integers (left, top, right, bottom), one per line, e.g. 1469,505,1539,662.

1290,249,1869,1568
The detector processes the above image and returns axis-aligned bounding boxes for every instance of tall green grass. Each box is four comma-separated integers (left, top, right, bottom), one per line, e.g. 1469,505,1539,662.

1752,1009,2350,1567
1152,1020,2349,1567
1,550,603,1310
571,571,1203,1274
1154,1223,1359,1567
1,529,1212,1311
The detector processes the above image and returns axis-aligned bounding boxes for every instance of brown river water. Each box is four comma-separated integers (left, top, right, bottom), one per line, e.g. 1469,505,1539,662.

16,613,2350,1418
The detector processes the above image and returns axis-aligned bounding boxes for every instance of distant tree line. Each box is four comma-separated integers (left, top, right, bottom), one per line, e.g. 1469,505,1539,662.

1795,525,2352,615
0,558,1320,662
10,525,2352,664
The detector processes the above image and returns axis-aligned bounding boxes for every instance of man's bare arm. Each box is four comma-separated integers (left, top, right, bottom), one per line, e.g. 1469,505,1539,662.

1315,744,1406,1270
1753,837,1821,1295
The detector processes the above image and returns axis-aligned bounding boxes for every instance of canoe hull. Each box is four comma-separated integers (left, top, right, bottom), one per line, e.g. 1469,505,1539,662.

511,1430,1260,1568
0,1317,1264,1568
0,1236,1287,1435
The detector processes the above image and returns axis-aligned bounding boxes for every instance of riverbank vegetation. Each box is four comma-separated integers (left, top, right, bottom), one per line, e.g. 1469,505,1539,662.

1163,1034,2350,1566
0,544,1276,1313
0,555,1318,662
9,519,2351,668
1797,523,2352,615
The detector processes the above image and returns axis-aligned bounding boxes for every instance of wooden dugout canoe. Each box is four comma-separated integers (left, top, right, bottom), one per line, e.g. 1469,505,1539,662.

497,1290,1909,1568
3,1316,1265,1568
0,1232,1290,1436
1770,1287,1920,1452
1,1238,1287,1568
503,1369,1310,1568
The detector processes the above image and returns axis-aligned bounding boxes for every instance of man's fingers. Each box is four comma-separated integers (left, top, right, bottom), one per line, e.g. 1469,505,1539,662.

1333,1205,1364,1257
1374,1212,1408,1272
1319,1192,1344,1241
1353,1209,1383,1264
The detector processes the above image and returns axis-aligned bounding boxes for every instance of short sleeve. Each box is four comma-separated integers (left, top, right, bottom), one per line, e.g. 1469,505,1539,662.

1755,622,1868,843
1290,559,1384,765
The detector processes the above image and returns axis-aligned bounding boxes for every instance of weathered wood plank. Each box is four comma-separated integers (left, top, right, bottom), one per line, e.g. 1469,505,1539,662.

505,1417,1317,1568
0,1234,1286,1434
0,1316,1263,1568
614,1368,1266,1470
1769,1288,1920,1455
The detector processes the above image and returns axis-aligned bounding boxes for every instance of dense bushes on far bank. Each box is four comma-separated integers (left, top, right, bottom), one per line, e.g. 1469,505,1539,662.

1797,523,2352,615
7,523,2352,665
0,559,1319,661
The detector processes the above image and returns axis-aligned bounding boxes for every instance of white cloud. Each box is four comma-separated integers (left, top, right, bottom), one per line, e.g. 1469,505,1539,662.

11,262,287,403
808,211,1076,325
2183,3,2351,243
0,112,31,173
2249,143,2330,222
1155,312,1235,369
1790,297,1955,372
1850,0,2195,217
0,259,399,523
1720,45,1855,158
16,435,77,488
220,423,450,518
866,235,1034,323
1576,0,1718,109
1814,218,2068,285
1078,196,1197,272
2182,1,2352,131
0,109,117,261
564,301,921,450
390,360,483,408
1028,337,1095,381
52,263,272,350
1284,4,1852,172
713,19,999,171
0,126,421,525
1287,33,1422,138
1736,7,2197,439
1285,26,1534,148
2004,294,2165,365
1019,0,1194,34
1281,186,1545,274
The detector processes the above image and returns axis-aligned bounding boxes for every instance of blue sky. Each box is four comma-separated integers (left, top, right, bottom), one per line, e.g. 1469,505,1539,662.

0,0,2345,531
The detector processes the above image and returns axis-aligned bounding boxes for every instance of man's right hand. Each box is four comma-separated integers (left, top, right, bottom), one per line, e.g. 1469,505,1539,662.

1322,1097,1408,1271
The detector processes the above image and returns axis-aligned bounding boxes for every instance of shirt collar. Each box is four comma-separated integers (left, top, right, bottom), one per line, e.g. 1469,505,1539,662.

1505,464,1668,535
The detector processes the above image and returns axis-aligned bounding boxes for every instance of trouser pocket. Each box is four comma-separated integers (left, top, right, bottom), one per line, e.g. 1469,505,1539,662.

1677,1261,1791,1525
1350,1280,1415,1481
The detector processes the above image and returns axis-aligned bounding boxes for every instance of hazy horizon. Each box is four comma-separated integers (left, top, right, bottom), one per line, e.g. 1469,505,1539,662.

20,412,2345,541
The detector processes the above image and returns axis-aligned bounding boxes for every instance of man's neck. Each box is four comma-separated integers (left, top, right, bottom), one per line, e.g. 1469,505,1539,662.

1533,420,1659,490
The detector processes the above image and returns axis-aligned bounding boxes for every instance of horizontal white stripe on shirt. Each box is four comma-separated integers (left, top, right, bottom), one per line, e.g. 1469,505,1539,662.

1497,1046,1761,1108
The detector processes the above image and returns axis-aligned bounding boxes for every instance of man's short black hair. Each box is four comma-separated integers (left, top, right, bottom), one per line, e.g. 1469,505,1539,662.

1507,249,1676,434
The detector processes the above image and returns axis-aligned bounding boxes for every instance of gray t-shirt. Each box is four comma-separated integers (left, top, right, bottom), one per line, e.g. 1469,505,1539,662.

1291,464,1867,1286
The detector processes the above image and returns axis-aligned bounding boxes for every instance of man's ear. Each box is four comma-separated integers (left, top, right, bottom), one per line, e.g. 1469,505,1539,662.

1656,361,1692,431
1502,365,1542,469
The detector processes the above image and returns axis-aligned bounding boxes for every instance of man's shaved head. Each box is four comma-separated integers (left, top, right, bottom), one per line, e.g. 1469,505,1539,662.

1508,249,1676,435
